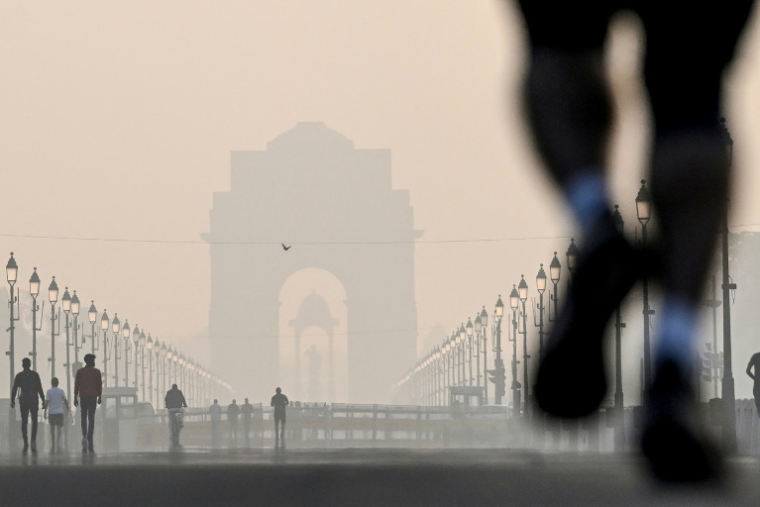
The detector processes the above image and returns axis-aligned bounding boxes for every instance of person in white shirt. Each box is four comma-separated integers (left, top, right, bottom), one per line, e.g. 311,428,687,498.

44,377,69,454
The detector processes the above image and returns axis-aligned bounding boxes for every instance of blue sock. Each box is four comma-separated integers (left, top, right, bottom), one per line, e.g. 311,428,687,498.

565,172,608,236
655,297,698,375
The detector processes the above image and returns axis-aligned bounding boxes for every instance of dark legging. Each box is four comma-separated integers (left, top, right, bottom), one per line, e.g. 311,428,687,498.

517,0,755,303
20,402,39,444
80,396,97,445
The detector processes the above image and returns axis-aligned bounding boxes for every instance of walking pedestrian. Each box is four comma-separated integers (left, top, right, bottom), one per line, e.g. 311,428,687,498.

209,399,222,448
746,352,760,417
241,398,254,447
227,399,240,445
74,353,102,454
11,357,46,454
513,0,756,482
44,377,69,454
270,387,289,447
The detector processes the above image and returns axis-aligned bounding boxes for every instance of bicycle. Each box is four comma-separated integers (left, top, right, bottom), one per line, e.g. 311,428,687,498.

168,408,185,448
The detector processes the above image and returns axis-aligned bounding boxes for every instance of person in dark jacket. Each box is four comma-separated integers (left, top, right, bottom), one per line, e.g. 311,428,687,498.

165,384,187,447
74,353,102,453
227,399,240,445
11,357,45,454
270,387,289,446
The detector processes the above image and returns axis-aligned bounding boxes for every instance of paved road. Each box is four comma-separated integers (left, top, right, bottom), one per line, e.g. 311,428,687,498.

0,448,758,506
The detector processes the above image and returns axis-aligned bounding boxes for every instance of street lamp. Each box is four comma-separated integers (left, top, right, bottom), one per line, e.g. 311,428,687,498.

611,204,627,451
720,117,737,454
493,295,505,405
62,287,73,401
166,347,174,386
161,343,168,399
474,314,482,391
146,334,154,406
132,325,140,393
466,318,474,386
112,314,121,387
6,253,20,389
509,285,521,414
458,324,467,386
140,330,147,401
71,291,85,375
88,301,98,354
518,275,529,417
122,320,131,388
101,310,110,387
49,277,60,378
29,268,44,372
636,179,653,389
566,239,578,276
535,264,547,358
480,307,489,404
549,252,561,322
71,291,82,394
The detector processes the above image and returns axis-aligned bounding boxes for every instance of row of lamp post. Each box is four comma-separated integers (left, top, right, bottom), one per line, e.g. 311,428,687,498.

399,180,676,424
397,177,738,452
4,253,232,410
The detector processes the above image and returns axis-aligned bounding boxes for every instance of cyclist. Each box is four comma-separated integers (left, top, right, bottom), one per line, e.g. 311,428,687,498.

165,383,187,448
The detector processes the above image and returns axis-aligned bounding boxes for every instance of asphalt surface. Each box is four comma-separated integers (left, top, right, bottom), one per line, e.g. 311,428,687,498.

1,448,759,506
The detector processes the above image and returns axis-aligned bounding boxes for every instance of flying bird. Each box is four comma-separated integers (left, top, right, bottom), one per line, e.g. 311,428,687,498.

282,244,291,251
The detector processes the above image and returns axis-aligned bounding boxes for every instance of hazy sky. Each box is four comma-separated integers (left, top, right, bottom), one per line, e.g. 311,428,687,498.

1,2,759,398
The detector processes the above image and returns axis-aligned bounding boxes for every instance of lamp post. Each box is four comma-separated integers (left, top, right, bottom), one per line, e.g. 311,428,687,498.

458,324,467,386
62,287,72,400
71,291,84,438
466,318,474,386
140,331,147,401
6,253,20,389
88,301,98,355
535,264,547,359
132,325,140,394
443,339,451,403
101,310,110,387
480,307,488,404
565,239,581,449
433,348,442,405
549,252,561,321
71,291,81,372
509,286,521,414
48,277,60,378
493,295,505,405
474,314,482,390
112,314,121,387
166,347,174,388
611,204,627,451
148,337,156,406
29,268,44,371
518,275,529,417
122,320,131,388
161,343,169,400
720,117,737,454
636,179,654,389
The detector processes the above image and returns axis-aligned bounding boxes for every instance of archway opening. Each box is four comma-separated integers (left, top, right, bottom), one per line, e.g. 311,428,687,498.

278,268,348,402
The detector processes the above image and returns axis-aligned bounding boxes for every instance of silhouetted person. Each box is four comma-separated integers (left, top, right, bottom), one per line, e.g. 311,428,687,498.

270,387,289,446
209,399,222,447
516,0,756,482
165,383,187,448
228,399,240,444
11,357,45,454
746,353,760,417
44,377,69,454
74,353,102,454
241,398,254,447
